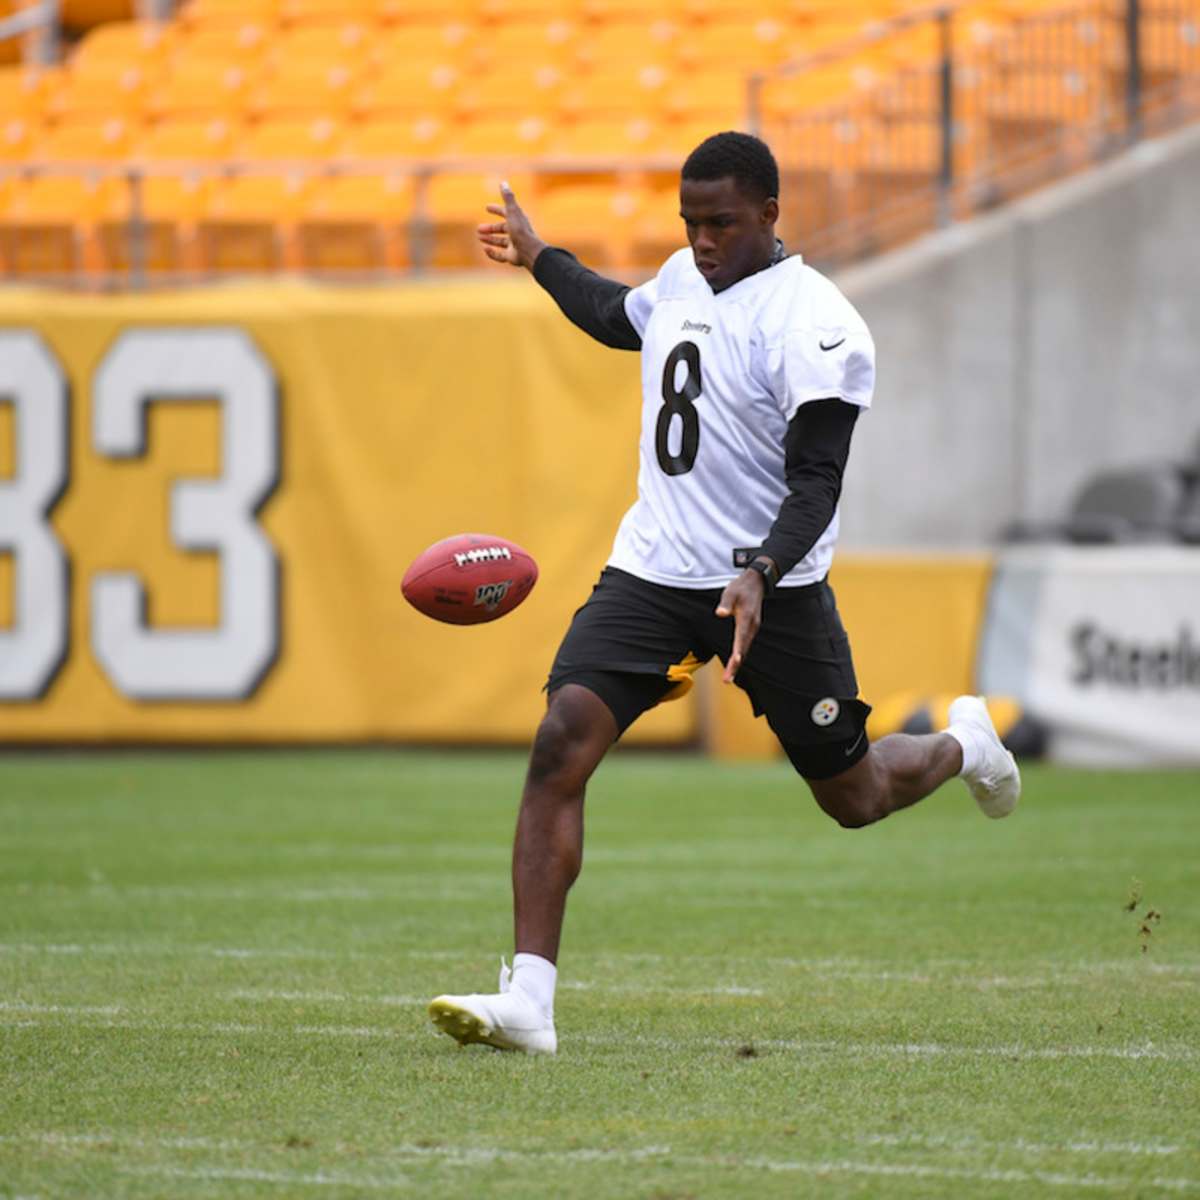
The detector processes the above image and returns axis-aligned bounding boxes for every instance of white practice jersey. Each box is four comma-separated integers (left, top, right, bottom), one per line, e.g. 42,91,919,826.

609,248,875,589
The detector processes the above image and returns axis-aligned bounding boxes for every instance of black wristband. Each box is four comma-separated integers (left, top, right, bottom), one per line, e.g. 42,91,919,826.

745,558,778,595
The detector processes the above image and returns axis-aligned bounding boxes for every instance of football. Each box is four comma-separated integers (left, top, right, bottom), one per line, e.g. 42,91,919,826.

402,533,538,625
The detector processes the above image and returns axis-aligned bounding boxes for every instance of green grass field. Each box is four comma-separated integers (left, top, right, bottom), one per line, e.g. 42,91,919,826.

2,750,1198,1198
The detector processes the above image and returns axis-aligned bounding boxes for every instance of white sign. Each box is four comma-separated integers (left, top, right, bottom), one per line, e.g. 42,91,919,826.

978,546,1200,765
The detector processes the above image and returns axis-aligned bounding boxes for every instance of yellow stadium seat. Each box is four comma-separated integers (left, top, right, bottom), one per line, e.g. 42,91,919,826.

181,0,279,26
30,116,134,162
0,117,34,162
376,0,477,17
235,117,344,160
654,117,736,159
369,20,476,69
267,22,374,65
45,61,153,120
279,0,378,23
198,174,309,272
176,21,272,64
299,173,414,271
477,0,575,19
454,64,565,118
0,68,50,120
72,19,177,69
421,169,534,268
547,116,663,162
95,173,211,274
148,60,252,120
455,115,551,158
628,186,685,268
341,115,452,161
671,0,784,19
559,64,673,119
532,183,640,269
580,0,658,20
0,174,116,277
425,170,535,221
672,18,794,71
660,70,752,121
133,116,237,161
571,19,679,71
465,18,579,73
758,65,876,121
247,62,359,119
352,62,460,117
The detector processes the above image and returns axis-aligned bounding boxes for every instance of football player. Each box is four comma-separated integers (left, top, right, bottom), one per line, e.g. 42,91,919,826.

429,132,1019,1055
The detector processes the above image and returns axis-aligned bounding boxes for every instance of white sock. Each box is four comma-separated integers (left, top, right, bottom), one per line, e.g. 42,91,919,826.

947,724,982,777
511,952,556,1019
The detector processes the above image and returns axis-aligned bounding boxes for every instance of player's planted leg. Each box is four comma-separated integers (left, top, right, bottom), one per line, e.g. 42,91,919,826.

428,684,617,1054
511,684,617,962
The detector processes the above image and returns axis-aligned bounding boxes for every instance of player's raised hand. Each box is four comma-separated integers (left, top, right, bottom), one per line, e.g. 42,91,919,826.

715,570,766,684
477,181,547,270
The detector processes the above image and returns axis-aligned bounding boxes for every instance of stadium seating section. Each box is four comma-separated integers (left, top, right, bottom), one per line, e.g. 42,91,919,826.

0,0,1197,277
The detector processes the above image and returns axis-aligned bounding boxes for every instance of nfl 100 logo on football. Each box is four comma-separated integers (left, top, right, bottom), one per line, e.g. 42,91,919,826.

474,580,513,611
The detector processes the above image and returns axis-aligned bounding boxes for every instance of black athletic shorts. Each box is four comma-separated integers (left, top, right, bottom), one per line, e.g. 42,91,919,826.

546,567,872,780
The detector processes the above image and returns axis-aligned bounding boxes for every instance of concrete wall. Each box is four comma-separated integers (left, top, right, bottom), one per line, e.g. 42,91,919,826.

833,122,1200,549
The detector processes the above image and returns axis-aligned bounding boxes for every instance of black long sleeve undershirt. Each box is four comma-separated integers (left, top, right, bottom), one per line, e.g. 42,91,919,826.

532,246,641,350
758,398,861,580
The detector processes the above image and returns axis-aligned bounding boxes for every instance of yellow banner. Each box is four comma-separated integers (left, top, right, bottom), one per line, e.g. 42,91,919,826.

0,280,991,750
0,279,693,743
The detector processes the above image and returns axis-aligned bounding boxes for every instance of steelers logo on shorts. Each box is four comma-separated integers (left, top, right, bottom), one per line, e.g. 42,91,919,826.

811,697,840,727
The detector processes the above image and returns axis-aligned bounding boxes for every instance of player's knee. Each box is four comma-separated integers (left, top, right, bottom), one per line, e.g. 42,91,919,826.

809,764,888,829
826,799,883,829
526,706,597,791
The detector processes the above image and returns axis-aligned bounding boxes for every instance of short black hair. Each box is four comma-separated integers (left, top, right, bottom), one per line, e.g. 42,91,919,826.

681,131,779,203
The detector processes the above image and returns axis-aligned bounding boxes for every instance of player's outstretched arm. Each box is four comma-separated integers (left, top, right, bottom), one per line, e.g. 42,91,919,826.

480,183,641,351
477,181,547,270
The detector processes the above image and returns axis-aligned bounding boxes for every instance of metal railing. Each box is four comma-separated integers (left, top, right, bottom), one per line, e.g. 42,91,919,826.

0,0,60,65
753,0,1200,266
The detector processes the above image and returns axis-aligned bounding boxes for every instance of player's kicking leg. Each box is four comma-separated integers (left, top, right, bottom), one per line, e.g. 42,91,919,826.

805,694,1020,829
428,684,617,1055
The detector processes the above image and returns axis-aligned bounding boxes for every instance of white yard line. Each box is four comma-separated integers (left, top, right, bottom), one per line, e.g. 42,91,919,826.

125,1166,407,1190
226,989,426,1006
860,1132,1186,1158
0,1132,242,1152
0,1001,123,1016
116,1153,1200,1194
9,1133,1198,1192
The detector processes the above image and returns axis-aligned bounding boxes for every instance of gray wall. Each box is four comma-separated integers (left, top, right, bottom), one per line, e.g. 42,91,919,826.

833,123,1200,549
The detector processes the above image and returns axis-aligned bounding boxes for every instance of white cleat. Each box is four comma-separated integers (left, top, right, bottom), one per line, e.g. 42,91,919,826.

428,958,557,1055
948,695,1021,819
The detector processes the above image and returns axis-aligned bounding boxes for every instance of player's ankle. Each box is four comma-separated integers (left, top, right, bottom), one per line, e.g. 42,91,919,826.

512,952,557,1019
946,724,982,777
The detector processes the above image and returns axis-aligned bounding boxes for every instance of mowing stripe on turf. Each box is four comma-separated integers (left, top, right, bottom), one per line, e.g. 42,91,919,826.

2,1009,1196,1064
4,941,1198,979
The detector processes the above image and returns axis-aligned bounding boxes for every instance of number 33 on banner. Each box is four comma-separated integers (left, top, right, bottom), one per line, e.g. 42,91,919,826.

0,328,280,703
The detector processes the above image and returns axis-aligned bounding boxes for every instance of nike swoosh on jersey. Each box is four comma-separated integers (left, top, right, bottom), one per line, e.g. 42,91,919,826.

819,336,847,352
